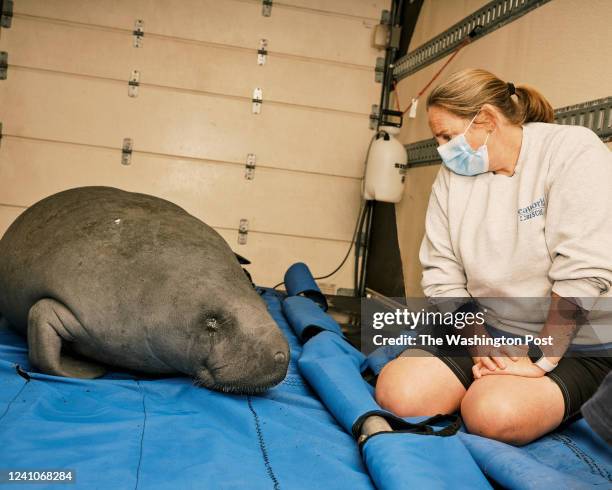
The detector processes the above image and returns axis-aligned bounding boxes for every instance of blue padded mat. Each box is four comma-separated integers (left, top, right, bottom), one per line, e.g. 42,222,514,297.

2,261,611,490
0,289,374,490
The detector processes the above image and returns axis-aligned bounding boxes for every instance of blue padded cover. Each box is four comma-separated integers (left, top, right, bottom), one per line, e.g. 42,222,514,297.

298,331,491,489
282,296,343,342
298,331,380,435
283,262,327,310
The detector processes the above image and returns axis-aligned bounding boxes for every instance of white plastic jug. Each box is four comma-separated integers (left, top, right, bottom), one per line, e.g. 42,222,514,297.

362,126,407,203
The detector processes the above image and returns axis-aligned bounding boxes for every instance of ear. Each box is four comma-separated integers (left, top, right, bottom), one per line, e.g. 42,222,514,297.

478,103,502,131
27,299,107,379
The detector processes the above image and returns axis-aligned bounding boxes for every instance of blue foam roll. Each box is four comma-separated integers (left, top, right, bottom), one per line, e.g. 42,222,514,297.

284,262,328,311
282,296,343,342
298,331,380,434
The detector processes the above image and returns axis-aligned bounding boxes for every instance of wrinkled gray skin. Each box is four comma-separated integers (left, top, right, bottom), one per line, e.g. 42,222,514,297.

0,187,289,394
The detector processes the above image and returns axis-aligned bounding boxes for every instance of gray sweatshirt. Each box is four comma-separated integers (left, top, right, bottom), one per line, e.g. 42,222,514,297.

419,122,612,346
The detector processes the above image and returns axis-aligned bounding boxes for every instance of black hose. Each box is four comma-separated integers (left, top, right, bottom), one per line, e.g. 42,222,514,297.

358,201,375,297
353,200,369,296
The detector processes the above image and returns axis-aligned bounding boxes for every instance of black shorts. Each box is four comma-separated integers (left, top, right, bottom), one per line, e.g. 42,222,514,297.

399,325,612,422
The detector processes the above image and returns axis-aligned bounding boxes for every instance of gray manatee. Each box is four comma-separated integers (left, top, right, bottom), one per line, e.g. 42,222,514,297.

0,186,289,393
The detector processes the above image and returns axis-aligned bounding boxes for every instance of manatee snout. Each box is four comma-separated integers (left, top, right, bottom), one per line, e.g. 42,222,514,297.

194,314,290,394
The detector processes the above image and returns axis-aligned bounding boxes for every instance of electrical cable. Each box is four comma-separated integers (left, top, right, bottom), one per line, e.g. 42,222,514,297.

272,200,366,291
358,201,375,297
353,198,369,295
271,131,380,291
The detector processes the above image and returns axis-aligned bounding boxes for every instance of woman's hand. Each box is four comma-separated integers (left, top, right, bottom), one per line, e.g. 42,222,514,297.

471,350,512,372
473,356,546,379
467,320,514,372
470,342,531,378
469,333,527,375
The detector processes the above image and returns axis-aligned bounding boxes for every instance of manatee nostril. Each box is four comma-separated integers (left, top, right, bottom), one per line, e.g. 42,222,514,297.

274,351,286,364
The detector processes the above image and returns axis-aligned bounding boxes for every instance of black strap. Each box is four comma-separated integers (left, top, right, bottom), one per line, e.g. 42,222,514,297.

353,410,462,441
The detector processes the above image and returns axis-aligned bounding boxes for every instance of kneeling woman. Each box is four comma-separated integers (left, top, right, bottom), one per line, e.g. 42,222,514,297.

375,68,612,445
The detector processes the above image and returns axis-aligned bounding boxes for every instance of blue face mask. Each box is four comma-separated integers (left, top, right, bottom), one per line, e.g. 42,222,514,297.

437,112,492,176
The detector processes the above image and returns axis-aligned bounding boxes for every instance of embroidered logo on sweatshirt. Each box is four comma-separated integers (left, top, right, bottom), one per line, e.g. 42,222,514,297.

518,196,546,221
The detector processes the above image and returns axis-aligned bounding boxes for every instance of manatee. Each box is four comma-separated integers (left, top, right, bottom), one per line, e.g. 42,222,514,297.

0,186,289,393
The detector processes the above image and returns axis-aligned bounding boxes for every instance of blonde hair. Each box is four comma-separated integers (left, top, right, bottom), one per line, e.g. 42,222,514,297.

426,68,554,125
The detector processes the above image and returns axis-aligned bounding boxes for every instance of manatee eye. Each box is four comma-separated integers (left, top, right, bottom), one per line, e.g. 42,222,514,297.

205,318,218,332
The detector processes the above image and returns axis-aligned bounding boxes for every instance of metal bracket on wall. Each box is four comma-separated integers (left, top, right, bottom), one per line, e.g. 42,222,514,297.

245,153,256,180
133,19,144,48
252,88,263,114
121,138,133,165
128,70,140,97
369,105,380,130
380,109,403,128
380,9,391,25
258,39,268,65
393,0,553,81
1,0,13,28
403,96,612,168
389,25,402,50
554,97,612,142
371,107,403,130
262,0,272,17
238,219,249,245
375,57,385,83
0,51,6,80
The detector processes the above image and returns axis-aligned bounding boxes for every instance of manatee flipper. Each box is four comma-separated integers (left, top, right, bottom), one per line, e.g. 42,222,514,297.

27,299,107,378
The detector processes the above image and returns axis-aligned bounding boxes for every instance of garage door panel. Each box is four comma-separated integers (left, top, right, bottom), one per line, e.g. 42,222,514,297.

4,17,378,114
279,0,389,19
216,228,354,290
16,0,381,66
0,137,360,241
1,68,371,178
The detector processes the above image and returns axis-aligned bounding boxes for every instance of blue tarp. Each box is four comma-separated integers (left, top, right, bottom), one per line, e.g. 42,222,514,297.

1,262,611,489
0,289,374,490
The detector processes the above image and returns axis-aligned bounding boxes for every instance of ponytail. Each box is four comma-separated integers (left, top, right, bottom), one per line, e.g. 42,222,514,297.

514,85,554,124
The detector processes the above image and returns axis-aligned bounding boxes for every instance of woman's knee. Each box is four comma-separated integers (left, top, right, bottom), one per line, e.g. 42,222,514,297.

461,379,549,446
375,355,466,417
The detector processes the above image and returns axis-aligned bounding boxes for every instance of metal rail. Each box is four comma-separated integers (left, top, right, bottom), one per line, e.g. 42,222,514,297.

393,0,552,81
